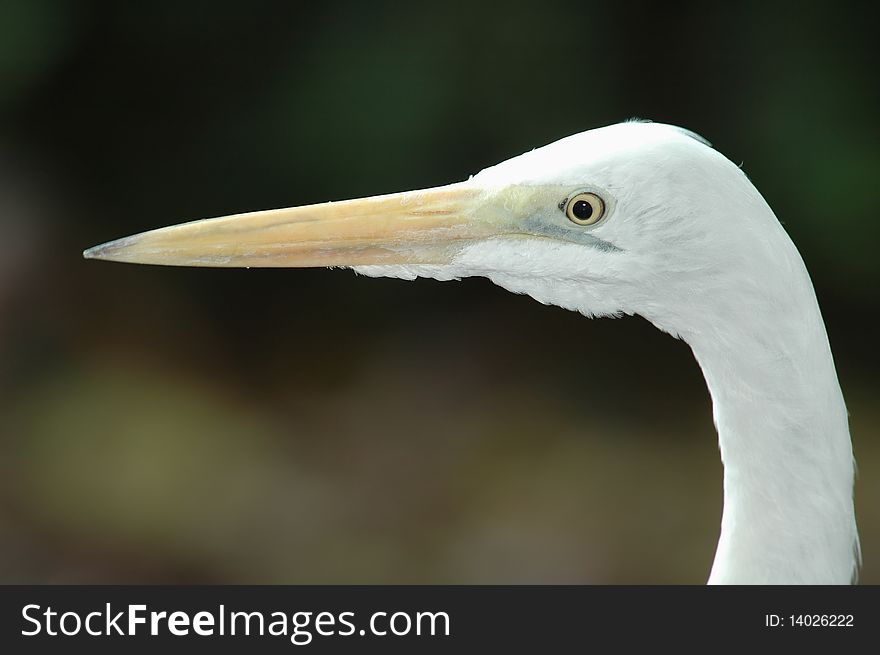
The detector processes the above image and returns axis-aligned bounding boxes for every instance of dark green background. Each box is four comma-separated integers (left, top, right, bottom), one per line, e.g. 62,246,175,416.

1,1,877,583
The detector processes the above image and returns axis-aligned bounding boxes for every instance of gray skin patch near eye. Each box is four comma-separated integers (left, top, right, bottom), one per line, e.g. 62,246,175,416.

584,234,621,252
522,215,622,253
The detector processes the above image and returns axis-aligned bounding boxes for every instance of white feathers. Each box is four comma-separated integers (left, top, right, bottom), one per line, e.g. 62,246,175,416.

356,121,858,583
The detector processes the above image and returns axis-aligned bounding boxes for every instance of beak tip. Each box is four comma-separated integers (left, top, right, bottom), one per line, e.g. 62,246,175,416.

82,236,134,263
83,243,114,262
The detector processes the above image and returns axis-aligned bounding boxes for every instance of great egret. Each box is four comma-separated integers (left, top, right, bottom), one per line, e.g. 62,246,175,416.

84,121,859,584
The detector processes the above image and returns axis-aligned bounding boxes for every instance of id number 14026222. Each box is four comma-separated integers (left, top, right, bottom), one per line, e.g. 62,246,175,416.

765,614,853,628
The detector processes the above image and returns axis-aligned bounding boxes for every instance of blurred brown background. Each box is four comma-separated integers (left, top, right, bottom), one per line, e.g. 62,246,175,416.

1,1,877,583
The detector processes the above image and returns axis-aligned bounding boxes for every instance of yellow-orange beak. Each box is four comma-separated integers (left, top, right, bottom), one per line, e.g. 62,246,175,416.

83,183,500,268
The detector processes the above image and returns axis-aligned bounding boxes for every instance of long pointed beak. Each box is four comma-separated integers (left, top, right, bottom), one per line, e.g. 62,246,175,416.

83,183,496,267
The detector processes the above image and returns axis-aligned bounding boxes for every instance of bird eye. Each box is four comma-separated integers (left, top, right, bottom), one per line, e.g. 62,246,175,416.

564,192,605,226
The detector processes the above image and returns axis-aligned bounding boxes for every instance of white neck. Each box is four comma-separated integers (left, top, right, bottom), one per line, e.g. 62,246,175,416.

375,151,861,583
672,260,858,583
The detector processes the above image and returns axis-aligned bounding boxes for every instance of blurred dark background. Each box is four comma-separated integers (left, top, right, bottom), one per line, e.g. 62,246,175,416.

1,0,877,583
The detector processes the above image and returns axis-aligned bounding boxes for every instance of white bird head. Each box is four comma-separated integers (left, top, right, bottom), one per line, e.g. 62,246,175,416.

84,122,775,337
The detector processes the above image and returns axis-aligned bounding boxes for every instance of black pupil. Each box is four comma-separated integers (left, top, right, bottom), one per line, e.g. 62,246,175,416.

572,199,593,220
